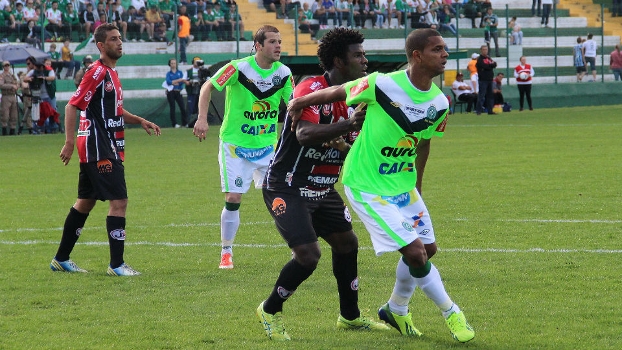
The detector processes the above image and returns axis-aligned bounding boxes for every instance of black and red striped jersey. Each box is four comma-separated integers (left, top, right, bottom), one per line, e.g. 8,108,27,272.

69,59,125,163
265,73,358,195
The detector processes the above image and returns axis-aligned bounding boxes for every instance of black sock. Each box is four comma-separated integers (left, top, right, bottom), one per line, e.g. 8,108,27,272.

332,249,360,320
264,259,315,314
106,216,126,269
55,207,89,261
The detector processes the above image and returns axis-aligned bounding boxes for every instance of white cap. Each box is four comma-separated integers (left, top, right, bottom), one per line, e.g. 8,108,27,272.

471,53,479,59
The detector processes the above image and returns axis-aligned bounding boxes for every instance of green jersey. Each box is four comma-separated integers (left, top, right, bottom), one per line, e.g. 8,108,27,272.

210,55,294,148
343,71,448,196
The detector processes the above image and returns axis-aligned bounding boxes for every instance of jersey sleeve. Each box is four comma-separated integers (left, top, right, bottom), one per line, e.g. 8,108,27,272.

344,72,378,106
69,64,105,111
210,62,238,92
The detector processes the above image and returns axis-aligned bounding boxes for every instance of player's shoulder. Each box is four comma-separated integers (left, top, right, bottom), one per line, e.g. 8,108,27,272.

295,75,327,94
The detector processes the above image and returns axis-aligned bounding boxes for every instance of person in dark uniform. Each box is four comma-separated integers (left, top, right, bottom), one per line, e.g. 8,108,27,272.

52,24,161,276
256,28,389,341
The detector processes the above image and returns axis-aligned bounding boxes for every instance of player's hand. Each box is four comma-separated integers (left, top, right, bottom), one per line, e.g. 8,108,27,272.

59,142,74,166
349,103,366,131
142,119,161,136
287,98,303,131
193,118,209,142
323,136,349,152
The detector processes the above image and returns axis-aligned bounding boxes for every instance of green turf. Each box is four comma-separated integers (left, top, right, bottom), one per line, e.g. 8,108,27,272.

1,106,621,349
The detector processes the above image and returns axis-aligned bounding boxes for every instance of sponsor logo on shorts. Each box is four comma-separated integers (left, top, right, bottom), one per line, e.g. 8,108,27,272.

277,286,294,299
402,221,414,231
271,197,286,216
299,187,330,198
344,206,352,223
420,229,430,236
234,176,243,188
233,145,273,161
376,191,416,208
109,229,126,240
350,277,359,291
411,211,426,228
97,159,113,174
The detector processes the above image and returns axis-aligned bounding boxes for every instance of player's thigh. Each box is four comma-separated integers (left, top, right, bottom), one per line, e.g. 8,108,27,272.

78,159,127,201
344,186,435,256
311,190,355,247
263,189,318,248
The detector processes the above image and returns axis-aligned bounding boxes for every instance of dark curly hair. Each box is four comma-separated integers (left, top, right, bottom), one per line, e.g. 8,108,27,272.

317,28,364,72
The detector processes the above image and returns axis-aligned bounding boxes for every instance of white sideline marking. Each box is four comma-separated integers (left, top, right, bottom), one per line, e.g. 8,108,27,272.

1,240,622,253
0,218,620,234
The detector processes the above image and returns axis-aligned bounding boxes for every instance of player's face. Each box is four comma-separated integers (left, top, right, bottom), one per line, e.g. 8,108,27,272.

257,32,282,63
342,44,368,81
101,29,123,60
420,36,448,76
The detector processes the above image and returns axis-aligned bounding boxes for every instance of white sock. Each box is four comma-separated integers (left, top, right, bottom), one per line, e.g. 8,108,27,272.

221,207,239,252
413,263,458,317
388,258,416,316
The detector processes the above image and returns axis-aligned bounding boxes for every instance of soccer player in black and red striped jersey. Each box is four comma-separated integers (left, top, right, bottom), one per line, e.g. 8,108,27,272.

52,23,161,276
256,28,389,341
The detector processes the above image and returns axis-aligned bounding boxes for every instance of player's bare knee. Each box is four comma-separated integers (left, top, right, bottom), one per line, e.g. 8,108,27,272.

292,245,321,270
425,243,438,259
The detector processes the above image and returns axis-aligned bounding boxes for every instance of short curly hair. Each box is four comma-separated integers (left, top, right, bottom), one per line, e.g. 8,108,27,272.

317,28,365,72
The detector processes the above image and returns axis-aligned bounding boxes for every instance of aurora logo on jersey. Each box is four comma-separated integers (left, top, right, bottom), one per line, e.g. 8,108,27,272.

232,144,274,161
244,100,279,120
378,135,417,174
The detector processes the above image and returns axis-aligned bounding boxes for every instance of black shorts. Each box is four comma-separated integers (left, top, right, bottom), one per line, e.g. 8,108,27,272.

263,187,353,248
78,159,127,201
576,66,587,73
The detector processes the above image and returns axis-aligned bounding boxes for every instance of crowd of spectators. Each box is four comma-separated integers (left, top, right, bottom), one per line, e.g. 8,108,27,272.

0,0,245,43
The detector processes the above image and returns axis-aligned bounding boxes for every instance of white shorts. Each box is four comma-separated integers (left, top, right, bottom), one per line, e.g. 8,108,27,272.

344,186,436,256
218,140,274,193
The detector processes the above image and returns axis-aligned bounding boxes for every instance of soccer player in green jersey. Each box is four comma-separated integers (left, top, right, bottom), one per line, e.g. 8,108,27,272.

193,25,294,269
287,28,475,343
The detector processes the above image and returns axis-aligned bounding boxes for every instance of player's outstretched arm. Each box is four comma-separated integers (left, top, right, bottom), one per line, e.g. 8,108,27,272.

288,85,347,131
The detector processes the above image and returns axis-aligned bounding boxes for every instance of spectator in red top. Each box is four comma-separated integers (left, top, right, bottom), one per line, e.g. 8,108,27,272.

610,45,622,81
514,56,535,111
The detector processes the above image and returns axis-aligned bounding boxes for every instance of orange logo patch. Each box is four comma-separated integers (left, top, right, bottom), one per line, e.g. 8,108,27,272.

97,159,113,174
271,197,286,216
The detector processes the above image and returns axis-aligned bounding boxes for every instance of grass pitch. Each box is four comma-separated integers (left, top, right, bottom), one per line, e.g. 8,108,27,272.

0,106,621,349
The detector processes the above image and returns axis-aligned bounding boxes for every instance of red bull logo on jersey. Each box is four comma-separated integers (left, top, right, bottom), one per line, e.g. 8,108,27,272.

244,100,278,120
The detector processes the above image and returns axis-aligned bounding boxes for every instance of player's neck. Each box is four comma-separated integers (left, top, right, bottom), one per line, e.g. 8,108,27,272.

100,56,117,68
